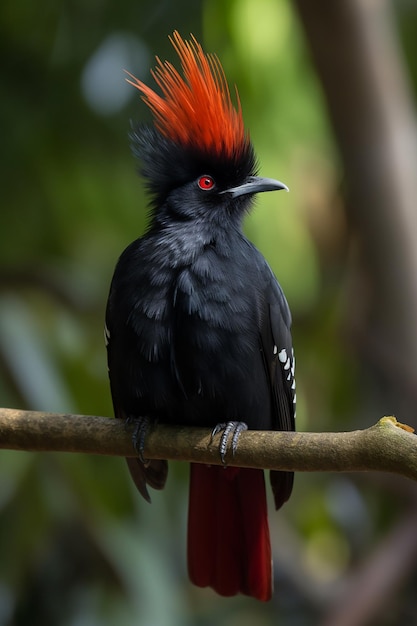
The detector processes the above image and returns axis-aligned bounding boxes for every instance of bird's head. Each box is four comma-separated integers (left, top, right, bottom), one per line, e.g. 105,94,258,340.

128,32,288,223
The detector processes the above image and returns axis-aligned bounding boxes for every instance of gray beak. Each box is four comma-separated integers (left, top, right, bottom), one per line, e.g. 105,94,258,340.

222,176,289,198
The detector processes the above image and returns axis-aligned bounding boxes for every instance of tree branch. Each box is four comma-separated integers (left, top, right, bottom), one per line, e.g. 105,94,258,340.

0,408,416,480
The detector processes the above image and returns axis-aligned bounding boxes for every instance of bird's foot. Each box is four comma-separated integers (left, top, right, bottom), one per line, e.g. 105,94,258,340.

126,415,152,466
211,421,248,465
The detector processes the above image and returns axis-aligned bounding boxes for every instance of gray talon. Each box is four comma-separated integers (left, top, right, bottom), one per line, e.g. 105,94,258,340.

231,422,248,454
212,421,248,464
210,423,226,444
131,416,152,465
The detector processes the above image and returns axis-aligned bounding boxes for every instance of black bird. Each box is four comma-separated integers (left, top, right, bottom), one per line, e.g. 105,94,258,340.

105,31,295,601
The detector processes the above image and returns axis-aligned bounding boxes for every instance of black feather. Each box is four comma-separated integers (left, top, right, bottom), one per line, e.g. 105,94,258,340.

106,119,295,505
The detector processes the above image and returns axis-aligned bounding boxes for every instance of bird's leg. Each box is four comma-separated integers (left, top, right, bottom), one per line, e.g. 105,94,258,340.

125,415,152,466
211,421,248,465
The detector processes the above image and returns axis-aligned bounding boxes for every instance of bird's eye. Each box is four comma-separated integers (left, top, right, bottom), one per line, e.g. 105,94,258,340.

198,175,215,190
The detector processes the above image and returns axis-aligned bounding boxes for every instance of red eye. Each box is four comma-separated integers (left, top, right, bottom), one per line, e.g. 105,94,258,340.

198,175,215,190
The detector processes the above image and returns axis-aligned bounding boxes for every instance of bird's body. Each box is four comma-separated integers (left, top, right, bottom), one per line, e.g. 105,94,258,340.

106,32,295,602
107,210,291,430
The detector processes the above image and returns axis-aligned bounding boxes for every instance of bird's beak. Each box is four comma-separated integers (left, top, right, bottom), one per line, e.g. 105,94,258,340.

222,176,289,198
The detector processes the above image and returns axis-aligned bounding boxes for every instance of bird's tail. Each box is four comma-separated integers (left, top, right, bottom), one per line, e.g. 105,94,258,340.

187,463,272,601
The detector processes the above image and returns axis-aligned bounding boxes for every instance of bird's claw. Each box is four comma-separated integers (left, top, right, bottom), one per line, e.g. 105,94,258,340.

211,421,248,465
126,415,152,466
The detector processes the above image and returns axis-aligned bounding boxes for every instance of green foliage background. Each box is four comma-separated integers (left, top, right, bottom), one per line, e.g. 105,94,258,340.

1,1,417,624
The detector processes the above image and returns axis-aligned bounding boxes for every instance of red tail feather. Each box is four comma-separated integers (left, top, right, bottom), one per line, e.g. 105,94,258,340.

187,463,272,601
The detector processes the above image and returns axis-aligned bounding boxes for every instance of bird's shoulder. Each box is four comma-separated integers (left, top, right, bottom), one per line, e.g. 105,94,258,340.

242,240,291,327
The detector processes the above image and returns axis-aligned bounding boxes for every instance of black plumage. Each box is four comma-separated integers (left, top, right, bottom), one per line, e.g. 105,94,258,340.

105,32,295,600
106,125,295,504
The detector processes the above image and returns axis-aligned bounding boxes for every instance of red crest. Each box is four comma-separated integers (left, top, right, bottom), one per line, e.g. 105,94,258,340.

126,31,249,159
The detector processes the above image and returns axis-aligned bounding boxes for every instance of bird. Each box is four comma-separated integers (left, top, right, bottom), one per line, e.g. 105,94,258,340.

105,31,296,602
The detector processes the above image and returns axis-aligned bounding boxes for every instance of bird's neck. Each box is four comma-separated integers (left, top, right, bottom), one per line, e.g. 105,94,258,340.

149,214,244,263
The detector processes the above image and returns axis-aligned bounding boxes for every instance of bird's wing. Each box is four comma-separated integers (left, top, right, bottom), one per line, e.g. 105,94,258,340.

257,257,295,431
105,283,168,503
257,256,295,509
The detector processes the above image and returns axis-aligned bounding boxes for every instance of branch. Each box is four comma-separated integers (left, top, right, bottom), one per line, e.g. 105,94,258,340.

0,408,416,480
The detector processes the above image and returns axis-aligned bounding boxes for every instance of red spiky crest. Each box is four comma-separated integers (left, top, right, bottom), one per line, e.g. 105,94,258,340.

126,31,249,159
